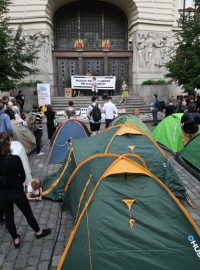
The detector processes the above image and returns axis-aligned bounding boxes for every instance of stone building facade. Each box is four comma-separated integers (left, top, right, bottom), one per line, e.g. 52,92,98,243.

8,0,190,96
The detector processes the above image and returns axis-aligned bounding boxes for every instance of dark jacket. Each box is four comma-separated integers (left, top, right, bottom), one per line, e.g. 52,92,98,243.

181,112,200,134
0,154,25,199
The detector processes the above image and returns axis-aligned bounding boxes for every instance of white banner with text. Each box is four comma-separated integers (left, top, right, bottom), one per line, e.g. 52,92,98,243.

71,76,116,90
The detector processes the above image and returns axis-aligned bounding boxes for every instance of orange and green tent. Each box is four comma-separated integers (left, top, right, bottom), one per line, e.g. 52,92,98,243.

43,124,186,201
57,155,200,270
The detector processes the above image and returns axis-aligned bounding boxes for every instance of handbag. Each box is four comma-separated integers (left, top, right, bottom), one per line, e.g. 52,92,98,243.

53,119,59,128
0,156,9,187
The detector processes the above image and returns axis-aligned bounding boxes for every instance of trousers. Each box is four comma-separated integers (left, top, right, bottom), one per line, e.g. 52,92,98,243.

0,192,40,239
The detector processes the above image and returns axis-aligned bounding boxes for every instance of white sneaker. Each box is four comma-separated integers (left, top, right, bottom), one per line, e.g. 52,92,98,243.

37,152,44,156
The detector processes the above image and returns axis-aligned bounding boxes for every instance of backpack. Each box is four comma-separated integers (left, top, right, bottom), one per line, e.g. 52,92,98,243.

90,104,102,122
28,113,39,132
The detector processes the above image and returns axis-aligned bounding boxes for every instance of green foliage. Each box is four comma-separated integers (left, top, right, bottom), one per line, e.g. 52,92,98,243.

0,0,39,91
165,1,200,95
17,80,43,88
142,80,167,85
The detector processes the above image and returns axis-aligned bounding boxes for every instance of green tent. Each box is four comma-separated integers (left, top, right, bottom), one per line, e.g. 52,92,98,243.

152,113,184,153
111,114,152,135
176,134,200,180
43,124,186,201
57,155,200,270
152,114,200,179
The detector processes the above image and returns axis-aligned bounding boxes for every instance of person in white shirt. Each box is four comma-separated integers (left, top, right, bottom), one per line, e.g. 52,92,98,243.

11,141,33,186
102,96,117,128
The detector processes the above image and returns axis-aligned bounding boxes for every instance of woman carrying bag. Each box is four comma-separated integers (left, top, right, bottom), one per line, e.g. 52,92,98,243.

0,132,51,248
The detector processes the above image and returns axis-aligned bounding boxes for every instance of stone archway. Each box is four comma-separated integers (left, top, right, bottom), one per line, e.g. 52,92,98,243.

46,0,138,32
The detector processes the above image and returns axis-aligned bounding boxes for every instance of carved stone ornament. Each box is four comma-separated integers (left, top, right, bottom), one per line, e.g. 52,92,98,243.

132,31,175,71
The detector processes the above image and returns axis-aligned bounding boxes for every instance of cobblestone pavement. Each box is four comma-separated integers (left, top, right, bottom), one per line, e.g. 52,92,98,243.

0,121,199,270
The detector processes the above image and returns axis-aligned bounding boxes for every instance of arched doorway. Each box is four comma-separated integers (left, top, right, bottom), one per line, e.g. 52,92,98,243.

53,1,132,96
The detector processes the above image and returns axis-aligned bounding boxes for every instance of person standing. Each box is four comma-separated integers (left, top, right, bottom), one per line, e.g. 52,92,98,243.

87,96,102,135
0,103,14,137
102,96,117,128
119,81,129,104
65,101,76,119
44,104,56,140
151,94,159,126
0,132,51,248
31,104,44,156
16,90,25,112
91,77,98,95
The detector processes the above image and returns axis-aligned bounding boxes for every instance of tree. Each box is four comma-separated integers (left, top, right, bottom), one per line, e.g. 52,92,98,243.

165,0,200,95
0,0,39,91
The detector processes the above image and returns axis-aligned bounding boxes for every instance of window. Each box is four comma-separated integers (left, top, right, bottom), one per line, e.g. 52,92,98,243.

179,0,196,11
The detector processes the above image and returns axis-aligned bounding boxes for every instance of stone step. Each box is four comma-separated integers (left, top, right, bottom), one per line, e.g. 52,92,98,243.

51,95,151,114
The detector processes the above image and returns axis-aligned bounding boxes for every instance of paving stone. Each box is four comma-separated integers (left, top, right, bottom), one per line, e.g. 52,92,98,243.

30,246,43,257
1,262,15,270
19,241,32,255
23,231,35,242
40,249,52,261
27,256,40,266
0,254,6,266
38,261,49,270
53,242,64,256
51,255,62,267
15,254,28,268
5,249,19,262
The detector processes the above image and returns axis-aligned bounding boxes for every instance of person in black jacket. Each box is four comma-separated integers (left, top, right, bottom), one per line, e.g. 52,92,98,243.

44,104,56,140
15,90,25,112
181,106,200,144
0,132,51,248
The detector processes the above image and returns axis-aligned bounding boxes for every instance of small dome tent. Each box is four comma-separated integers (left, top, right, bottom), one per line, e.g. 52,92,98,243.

48,119,90,164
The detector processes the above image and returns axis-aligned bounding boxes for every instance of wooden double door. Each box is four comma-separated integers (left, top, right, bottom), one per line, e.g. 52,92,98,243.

55,52,132,96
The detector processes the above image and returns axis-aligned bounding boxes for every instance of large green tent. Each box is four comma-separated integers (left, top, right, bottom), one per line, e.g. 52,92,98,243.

111,114,152,135
152,113,184,153
176,134,200,180
57,155,200,270
152,114,200,179
43,124,186,201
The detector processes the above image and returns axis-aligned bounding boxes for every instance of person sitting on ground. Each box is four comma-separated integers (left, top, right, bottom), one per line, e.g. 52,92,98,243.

65,101,76,119
181,105,200,144
27,179,42,201
0,102,14,137
2,96,15,120
0,132,51,248
119,81,129,104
